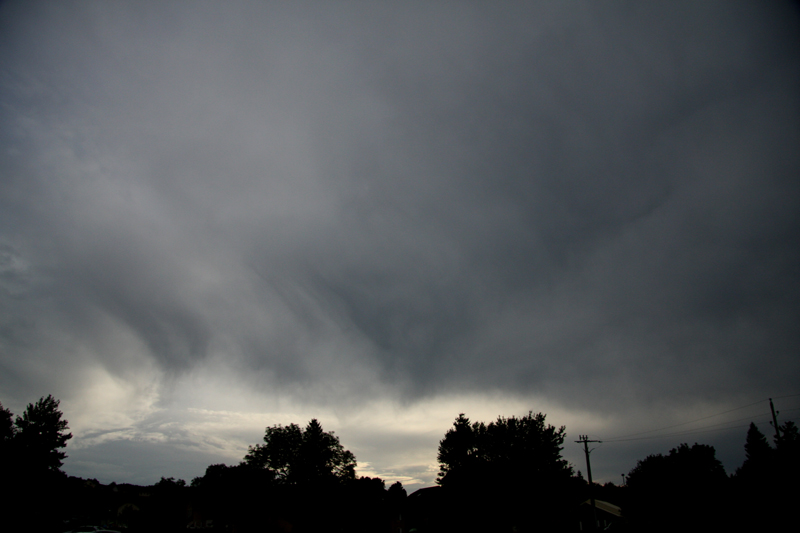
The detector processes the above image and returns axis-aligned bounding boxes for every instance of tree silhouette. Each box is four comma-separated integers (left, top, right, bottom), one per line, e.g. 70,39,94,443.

0,401,16,477
436,413,477,485
436,411,574,532
0,401,13,442
776,420,799,453
779,420,799,440
731,420,799,530
9,395,72,473
244,418,356,485
156,476,187,488
775,420,800,487
0,395,72,532
626,443,728,532
745,422,773,461
437,411,572,487
190,463,278,531
387,480,407,500
735,422,773,481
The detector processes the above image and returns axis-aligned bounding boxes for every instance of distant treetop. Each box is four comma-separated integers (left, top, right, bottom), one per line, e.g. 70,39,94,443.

437,411,572,486
244,418,356,485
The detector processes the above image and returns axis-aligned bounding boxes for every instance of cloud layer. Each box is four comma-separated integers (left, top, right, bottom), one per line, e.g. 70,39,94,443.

1,0,799,487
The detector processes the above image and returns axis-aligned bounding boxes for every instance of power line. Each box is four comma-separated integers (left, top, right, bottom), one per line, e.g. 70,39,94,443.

603,398,769,441
772,393,800,401
605,421,766,443
604,411,779,443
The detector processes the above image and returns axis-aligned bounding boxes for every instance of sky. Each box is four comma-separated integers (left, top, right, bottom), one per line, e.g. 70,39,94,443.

1,0,799,492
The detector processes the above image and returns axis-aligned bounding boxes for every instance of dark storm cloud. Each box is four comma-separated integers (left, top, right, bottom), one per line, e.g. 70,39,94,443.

278,1,800,405
1,0,798,439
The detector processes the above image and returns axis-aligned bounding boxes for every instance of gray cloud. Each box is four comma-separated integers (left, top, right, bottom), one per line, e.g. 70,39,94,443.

1,0,799,485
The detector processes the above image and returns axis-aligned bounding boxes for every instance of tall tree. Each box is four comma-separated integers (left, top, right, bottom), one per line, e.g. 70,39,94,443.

736,422,773,481
775,420,800,479
626,443,728,532
0,402,13,441
436,411,574,532
744,423,773,461
436,413,479,484
437,411,572,487
1,396,72,532
0,401,16,475
244,418,356,485
776,420,799,448
13,395,72,472
245,422,302,480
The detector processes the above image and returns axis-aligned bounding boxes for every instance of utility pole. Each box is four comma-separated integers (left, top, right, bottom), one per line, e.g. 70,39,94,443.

769,397,782,443
576,435,602,530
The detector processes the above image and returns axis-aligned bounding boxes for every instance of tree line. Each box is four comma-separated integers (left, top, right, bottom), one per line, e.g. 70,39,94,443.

624,419,799,532
1,395,798,532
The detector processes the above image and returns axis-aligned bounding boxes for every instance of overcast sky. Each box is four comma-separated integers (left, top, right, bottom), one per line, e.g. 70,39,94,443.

1,0,799,491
